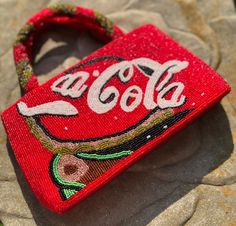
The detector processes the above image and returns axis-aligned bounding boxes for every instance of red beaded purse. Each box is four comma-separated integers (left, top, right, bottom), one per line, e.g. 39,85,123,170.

1,3,230,213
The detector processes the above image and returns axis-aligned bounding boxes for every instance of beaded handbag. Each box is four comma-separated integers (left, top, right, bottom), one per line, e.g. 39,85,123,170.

1,3,230,213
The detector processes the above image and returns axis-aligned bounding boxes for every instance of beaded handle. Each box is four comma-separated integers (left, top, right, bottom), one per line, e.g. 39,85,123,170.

13,3,124,94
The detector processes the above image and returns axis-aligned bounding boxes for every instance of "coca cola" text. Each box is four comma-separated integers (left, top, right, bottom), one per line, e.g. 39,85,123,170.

51,58,189,114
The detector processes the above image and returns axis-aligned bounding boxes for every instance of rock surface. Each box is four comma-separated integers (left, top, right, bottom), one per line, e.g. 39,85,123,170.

0,0,236,225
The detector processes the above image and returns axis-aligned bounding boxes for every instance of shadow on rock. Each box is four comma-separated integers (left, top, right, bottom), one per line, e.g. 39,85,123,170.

32,26,104,77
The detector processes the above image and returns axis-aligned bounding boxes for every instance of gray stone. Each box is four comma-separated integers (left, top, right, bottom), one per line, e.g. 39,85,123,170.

185,184,236,225
50,0,130,14
197,0,235,22
169,29,211,64
108,10,169,32
0,181,32,219
148,189,199,226
0,216,36,226
124,0,190,32
0,0,50,56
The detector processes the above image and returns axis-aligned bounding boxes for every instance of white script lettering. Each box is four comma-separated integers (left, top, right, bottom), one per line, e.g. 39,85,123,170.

51,58,189,114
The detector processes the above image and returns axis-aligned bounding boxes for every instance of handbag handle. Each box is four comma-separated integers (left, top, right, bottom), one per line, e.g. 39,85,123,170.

13,3,124,94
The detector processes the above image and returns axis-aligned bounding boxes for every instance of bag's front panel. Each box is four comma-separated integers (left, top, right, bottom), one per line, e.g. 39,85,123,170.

2,25,230,213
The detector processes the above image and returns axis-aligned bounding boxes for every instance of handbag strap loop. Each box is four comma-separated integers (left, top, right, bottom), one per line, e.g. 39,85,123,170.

13,3,124,94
